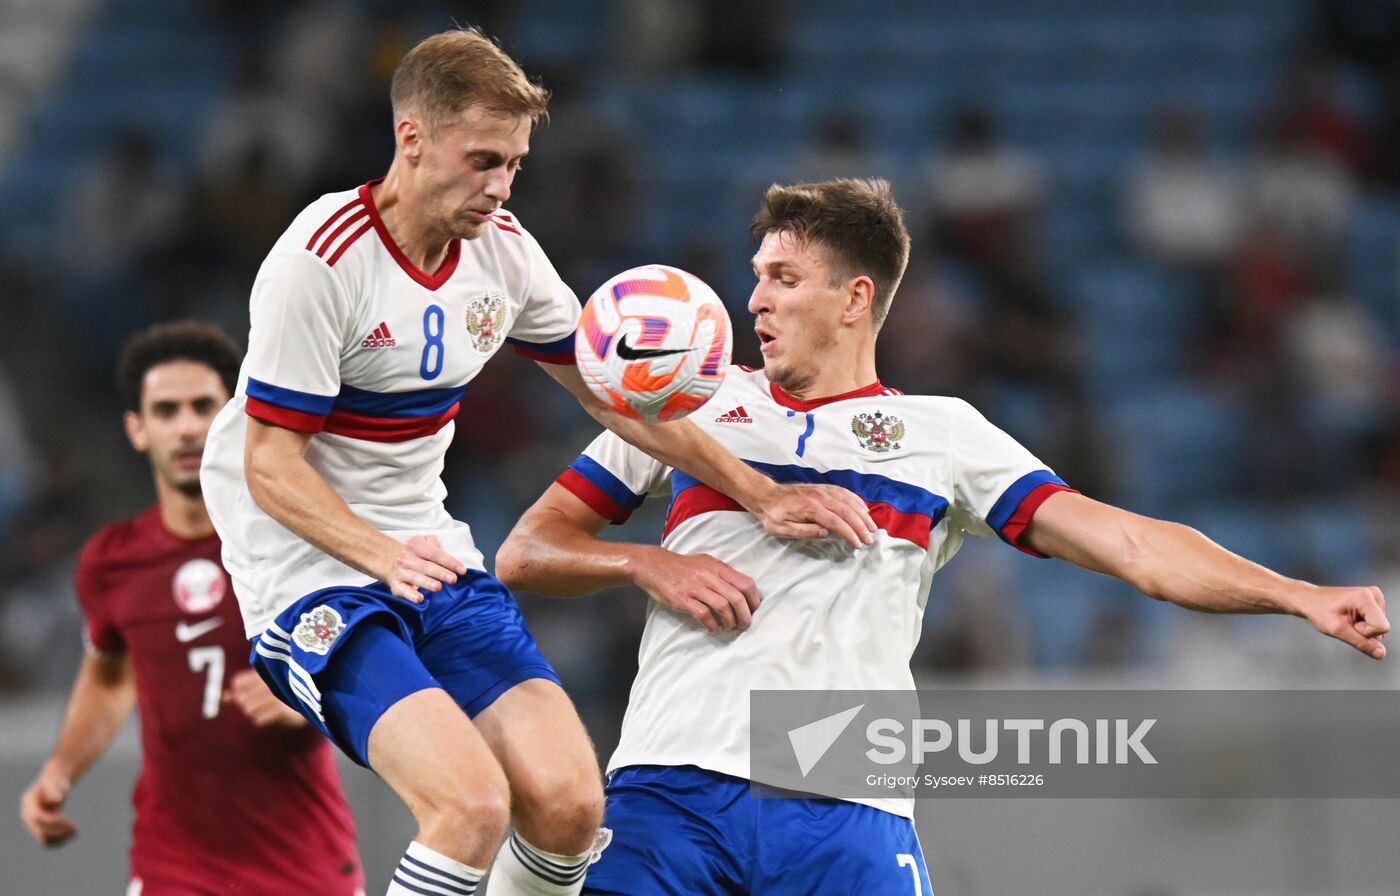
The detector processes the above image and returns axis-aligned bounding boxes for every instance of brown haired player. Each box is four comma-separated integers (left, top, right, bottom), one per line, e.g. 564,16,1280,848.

19,321,363,896
198,28,878,896
495,179,1388,894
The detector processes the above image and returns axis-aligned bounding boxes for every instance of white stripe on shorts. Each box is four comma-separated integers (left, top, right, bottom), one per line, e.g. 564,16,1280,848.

254,643,325,721
256,632,323,701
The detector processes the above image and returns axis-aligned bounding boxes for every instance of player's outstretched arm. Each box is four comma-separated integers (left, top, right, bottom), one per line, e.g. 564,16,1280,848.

1023,492,1390,660
497,483,761,632
19,651,134,847
538,361,876,549
244,418,467,603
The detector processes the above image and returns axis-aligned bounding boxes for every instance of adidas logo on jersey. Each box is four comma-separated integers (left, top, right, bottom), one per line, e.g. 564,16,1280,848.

715,406,753,423
362,322,396,348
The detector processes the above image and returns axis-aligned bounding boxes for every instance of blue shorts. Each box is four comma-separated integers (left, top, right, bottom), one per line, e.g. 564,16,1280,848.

249,571,560,767
583,766,934,896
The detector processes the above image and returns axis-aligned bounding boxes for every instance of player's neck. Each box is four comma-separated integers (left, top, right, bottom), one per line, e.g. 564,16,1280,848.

154,478,215,540
371,171,453,273
783,342,878,401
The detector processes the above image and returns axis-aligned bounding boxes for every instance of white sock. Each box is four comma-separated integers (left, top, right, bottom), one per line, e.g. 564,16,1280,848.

482,830,601,896
387,840,485,896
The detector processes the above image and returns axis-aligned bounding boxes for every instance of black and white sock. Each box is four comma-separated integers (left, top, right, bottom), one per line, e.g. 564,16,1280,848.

482,830,603,896
386,841,485,896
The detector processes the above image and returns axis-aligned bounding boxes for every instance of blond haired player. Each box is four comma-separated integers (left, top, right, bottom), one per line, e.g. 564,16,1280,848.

200,29,877,896
497,179,1389,895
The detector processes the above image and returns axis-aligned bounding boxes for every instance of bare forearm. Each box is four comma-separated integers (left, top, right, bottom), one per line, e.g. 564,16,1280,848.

497,508,655,597
244,420,465,602
47,656,134,783
1040,504,1307,616
581,404,777,510
1027,492,1387,659
247,450,401,582
1129,520,1310,615
541,361,770,504
541,360,872,546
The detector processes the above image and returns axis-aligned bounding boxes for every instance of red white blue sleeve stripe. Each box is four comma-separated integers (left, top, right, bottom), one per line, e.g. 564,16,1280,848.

555,455,647,524
985,470,1077,557
664,461,950,550
245,378,336,432
506,332,576,364
246,378,466,442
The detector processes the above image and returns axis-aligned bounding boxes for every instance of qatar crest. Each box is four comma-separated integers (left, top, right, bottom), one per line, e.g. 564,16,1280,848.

171,558,227,613
293,605,346,655
851,411,906,453
464,292,507,353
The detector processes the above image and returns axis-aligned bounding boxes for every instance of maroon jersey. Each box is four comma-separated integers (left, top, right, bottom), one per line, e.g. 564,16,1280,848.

75,505,362,895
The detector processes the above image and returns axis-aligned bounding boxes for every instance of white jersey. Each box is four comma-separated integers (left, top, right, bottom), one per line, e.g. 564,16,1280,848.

203,180,580,636
558,367,1073,818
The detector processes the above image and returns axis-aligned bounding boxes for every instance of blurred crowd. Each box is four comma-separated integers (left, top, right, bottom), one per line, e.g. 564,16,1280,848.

1,0,1398,744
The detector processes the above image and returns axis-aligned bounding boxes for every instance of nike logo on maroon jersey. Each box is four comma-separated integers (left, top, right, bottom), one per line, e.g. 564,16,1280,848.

175,617,225,643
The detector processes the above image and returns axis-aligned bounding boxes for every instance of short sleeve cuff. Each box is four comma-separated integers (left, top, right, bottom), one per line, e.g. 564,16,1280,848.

556,455,645,524
245,378,334,433
507,332,576,365
987,470,1077,557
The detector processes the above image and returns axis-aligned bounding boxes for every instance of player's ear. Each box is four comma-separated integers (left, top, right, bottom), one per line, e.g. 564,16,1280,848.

396,117,424,163
123,410,149,453
843,275,875,325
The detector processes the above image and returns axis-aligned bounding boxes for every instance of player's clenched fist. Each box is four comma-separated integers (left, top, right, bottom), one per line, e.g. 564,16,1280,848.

19,769,77,847
757,482,876,549
381,534,469,603
633,549,761,633
1297,585,1389,660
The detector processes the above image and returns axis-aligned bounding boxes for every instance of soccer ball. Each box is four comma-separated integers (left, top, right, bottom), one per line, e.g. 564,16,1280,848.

576,264,732,422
